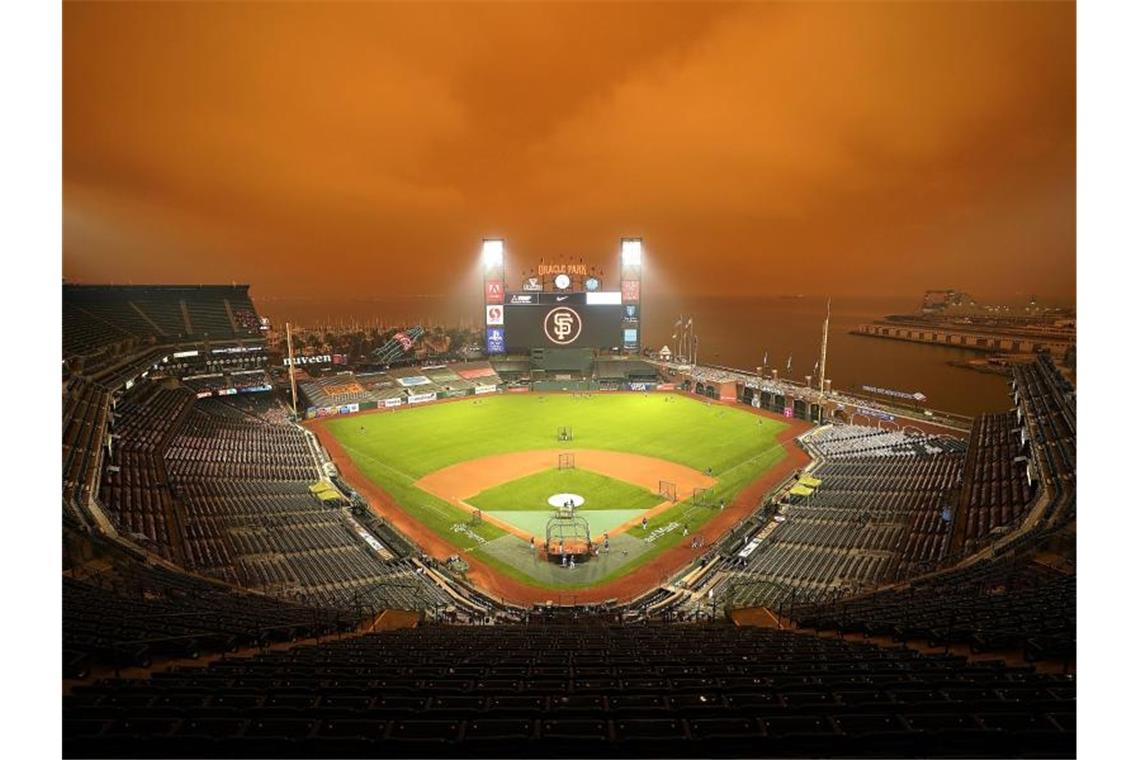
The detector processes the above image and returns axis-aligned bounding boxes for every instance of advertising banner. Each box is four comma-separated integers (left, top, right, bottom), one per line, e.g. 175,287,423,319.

784,405,794,418
283,355,332,366
586,291,621,305
338,403,360,415
474,384,498,395
621,280,640,303
383,397,403,408
522,276,542,291
360,401,378,411
507,386,530,393
217,387,238,396
396,375,432,387
656,383,676,391
628,382,655,392
862,385,927,402
238,384,273,393
408,392,437,404
317,407,336,417
485,304,505,326
857,406,896,422
485,327,506,354
484,280,505,304
195,390,213,399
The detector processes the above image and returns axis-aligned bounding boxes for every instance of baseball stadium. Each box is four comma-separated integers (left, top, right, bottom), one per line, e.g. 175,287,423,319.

61,239,1077,758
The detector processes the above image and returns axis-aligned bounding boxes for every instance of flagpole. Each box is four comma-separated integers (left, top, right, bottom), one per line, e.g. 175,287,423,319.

819,297,831,396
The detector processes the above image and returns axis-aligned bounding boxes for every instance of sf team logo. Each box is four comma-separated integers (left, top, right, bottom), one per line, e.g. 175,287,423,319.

543,306,582,345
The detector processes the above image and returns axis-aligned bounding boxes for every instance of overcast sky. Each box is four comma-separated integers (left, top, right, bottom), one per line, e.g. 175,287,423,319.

63,1,1075,304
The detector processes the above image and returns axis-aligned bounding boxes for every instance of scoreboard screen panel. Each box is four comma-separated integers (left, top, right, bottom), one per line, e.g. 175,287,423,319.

503,298,624,350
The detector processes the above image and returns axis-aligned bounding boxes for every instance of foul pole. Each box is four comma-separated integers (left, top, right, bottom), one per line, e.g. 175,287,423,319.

286,322,299,417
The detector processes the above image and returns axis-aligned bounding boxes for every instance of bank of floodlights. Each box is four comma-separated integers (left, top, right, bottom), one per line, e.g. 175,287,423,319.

620,237,643,266
482,238,504,269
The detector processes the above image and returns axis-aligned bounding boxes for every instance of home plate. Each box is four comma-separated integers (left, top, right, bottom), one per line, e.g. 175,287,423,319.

548,493,585,508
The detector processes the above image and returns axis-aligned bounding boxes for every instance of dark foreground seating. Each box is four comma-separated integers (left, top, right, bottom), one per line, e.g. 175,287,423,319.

64,623,1075,758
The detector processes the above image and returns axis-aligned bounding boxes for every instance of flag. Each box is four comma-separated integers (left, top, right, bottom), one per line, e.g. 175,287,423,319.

762,352,768,366
687,317,693,327
674,318,683,328
813,360,820,374
786,355,793,371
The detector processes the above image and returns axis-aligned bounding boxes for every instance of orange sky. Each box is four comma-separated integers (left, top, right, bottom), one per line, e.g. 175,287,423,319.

63,1,1075,303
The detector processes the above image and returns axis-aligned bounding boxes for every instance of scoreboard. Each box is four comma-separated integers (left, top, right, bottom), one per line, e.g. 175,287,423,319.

481,239,643,355
497,293,625,351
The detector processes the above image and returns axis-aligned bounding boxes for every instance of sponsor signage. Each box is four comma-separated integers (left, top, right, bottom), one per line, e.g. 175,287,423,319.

485,304,505,325
396,375,432,387
173,350,199,359
238,384,273,393
623,304,638,319
585,277,600,291
393,331,415,351
856,406,896,422
484,280,505,304
283,355,332,366
586,291,621,305
317,407,336,417
862,385,927,402
629,382,655,392
474,384,498,395
212,345,262,354
383,397,403,408
218,387,238,396
408,391,437,404
507,386,530,393
621,280,640,303
657,383,676,391
623,328,639,344
338,403,360,414
196,390,213,399
522,276,542,291
784,405,794,418
485,327,506,354
508,292,588,305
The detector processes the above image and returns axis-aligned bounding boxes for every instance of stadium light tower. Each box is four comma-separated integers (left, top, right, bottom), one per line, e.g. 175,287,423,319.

482,238,504,270
619,237,643,355
620,237,643,267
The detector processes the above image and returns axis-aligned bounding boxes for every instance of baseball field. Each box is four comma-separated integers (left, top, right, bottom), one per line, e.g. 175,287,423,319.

313,392,804,602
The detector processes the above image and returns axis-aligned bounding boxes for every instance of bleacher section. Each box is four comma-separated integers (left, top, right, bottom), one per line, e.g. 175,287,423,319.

956,412,1035,551
699,426,964,612
63,622,1076,758
299,363,503,413
792,555,1075,667
63,285,263,359
64,561,353,678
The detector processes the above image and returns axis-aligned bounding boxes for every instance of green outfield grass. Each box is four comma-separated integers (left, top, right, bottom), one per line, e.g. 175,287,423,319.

325,392,784,478
467,468,661,513
323,392,790,590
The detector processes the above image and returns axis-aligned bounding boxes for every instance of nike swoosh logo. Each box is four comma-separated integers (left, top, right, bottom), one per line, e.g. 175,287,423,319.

557,296,568,301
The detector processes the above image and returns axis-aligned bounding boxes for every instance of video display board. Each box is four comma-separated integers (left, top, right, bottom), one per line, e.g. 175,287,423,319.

503,294,624,350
